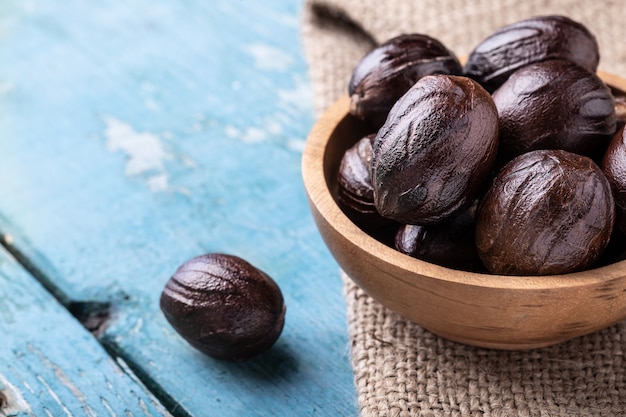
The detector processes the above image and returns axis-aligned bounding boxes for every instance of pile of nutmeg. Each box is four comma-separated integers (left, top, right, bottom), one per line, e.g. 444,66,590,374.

337,15,626,276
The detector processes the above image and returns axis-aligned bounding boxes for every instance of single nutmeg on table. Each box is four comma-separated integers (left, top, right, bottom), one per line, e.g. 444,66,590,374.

160,253,285,362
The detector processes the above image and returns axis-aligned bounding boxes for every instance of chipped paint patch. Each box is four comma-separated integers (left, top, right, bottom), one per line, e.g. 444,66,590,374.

245,43,293,72
29,344,98,417
277,76,312,114
146,174,169,193
114,357,174,417
241,127,267,144
104,117,170,176
103,117,172,191
287,138,306,153
0,373,34,416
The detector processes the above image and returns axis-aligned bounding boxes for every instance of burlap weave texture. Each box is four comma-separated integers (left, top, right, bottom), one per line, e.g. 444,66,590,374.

301,1,626,416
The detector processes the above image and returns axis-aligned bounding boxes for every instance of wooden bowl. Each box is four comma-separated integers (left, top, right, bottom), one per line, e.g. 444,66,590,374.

302,72,626,350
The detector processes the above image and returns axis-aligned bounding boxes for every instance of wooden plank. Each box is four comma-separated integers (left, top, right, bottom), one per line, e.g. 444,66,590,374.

0,246,171,417
0,1,357,416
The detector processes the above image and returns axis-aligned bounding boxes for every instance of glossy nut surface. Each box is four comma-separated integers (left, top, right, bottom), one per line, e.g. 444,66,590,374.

464,15,599,92
492,59,616,160
160,253,285,361
395,202,483,272
602,125,626,234
302,78,626,349
349,33,462,127
372,75,498,225
476,150,615,275
337,133,376,215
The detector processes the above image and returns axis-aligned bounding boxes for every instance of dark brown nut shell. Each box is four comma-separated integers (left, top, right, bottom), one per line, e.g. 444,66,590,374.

337,133,394,232
349,33,462,128
608,84,626,130
337,134,376,214
492,59,616,161
601,125,626,234
372,74,499,225
476,150,615,276
395,202,484,272
595,229,626,266
160,253,285,361
464,15,599,92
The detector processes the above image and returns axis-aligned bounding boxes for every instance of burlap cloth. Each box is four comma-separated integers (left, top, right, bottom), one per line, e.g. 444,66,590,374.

300,1,626,416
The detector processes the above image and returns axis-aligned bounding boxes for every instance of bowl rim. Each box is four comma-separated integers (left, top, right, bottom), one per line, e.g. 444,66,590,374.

302,73,626,292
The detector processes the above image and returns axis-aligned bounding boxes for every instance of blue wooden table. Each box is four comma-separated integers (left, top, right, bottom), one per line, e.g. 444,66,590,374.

0,1,357,415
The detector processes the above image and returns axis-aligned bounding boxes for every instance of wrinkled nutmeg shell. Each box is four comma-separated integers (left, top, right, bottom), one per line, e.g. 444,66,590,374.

395,202,484,272
464,15,599,92
372,74,499,225
337,133,395,233
349,33,462,127
337,134,377,215
601,125,626,235
476,150,615,275
160,253,285,362
492,59,616,161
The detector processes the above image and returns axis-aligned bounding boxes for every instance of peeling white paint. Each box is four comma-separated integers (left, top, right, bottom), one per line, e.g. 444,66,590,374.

277,77,312,113
0,373,34,416
220,76,311,151
246,43,293,72
104,117,171,176
29,344,97,417
103,117,172,191
36,375,74,417
241,127,267,144
287,138,306,153
100,397,116,417
114,357,173,417
225,125,268,143
129,317,144,334
145,174,168,192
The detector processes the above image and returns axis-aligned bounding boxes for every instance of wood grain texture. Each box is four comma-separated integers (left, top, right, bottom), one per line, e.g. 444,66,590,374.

302,74,626,350
0,1,356,416
0,246,171,417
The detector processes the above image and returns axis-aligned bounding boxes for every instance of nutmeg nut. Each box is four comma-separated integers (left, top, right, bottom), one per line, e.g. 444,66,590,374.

464,15,599,92
337,133,377,216
601,125,626,235
372,74,499,225
492,59,616,160
160,253,285,361
349,33,462,127
476,150,615,275
395,202,483,272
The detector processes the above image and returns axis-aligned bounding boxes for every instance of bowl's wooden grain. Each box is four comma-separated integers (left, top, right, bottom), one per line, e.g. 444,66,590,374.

302,73,626,350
